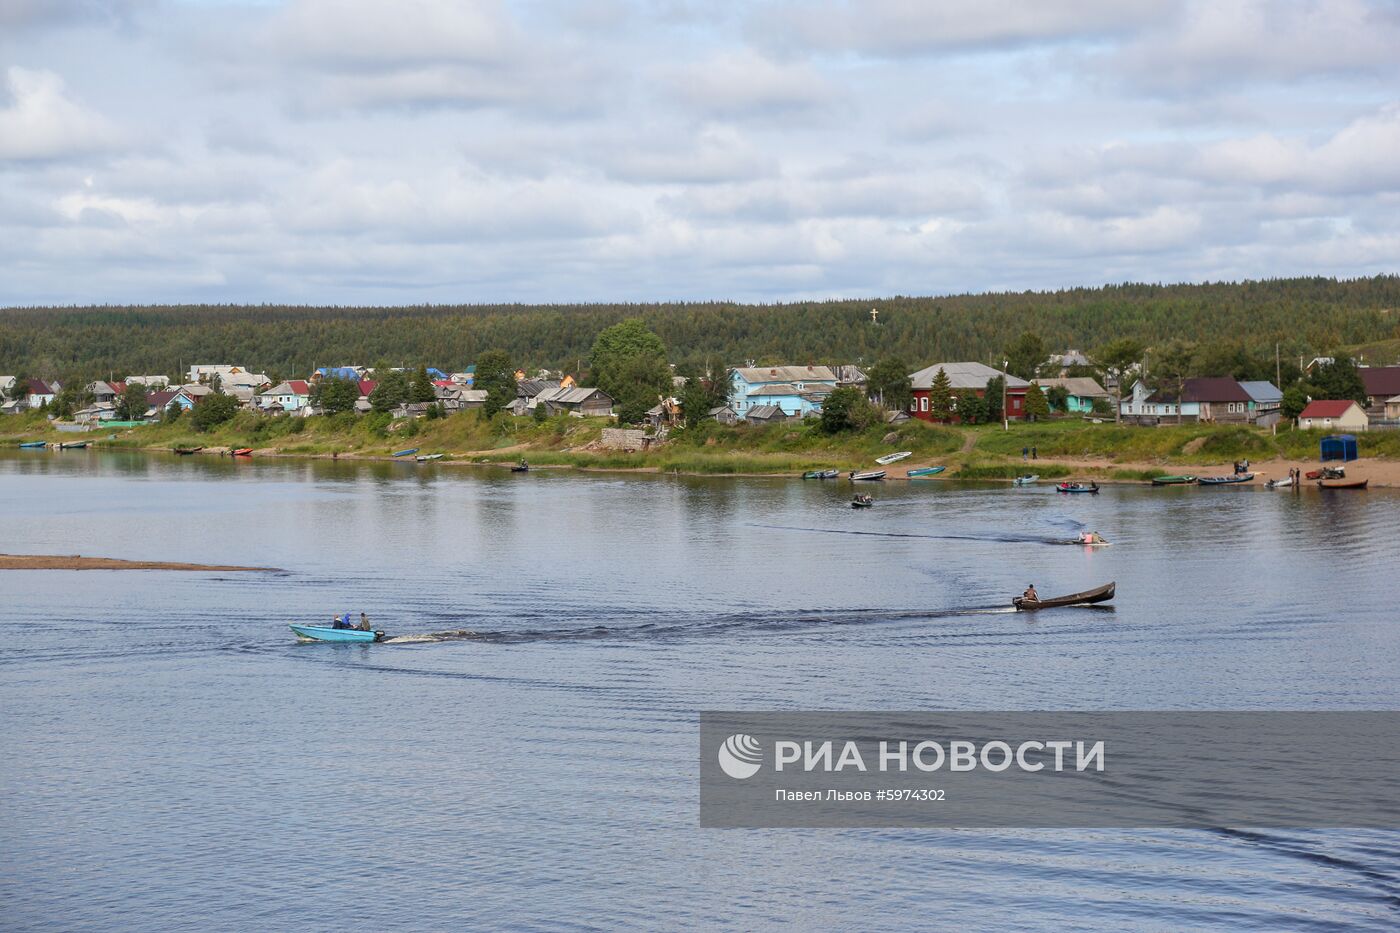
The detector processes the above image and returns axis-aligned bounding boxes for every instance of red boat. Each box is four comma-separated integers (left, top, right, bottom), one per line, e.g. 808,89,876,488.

232,448,253,457
1318,477,1367,489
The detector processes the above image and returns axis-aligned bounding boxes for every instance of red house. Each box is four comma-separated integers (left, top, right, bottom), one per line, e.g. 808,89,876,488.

907,362,1029,422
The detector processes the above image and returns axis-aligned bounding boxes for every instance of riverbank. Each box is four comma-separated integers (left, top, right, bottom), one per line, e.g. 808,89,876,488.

0,554,279,571
4,410,1398,483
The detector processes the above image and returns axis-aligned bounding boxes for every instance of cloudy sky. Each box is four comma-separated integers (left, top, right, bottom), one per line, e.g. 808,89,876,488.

2,0,1399,305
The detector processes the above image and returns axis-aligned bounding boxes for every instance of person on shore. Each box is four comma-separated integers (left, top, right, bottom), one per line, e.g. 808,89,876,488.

1022,446,1028,461
1032,446,1037,460
358,612,371,631
1023,584,1039,602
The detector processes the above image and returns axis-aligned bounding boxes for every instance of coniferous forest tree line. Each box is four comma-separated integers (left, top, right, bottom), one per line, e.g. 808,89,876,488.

2,277,1399,384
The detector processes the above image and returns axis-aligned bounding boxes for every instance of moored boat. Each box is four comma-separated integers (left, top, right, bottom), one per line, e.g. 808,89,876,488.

1264,476,1293,489
1199,473,1254,485
875,451,912,465
290,624,384,643
415,453,443,461
18,441,47,448
1056,482,1099,494
802,469,839,479
906,466,946,478
58,441,88,449
1318,477,1368,489
172,446,204,455
1013,581,1115,611
1151,475,1196,486
1013,474,1039,486
232,448,253,457
850,470,886,481
851,494,874,509
392,447,420,458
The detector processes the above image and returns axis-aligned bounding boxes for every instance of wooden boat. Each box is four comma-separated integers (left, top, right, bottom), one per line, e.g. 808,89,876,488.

232,448,253,457
172,446,203,455
907,466,946,478
1013,474,1039,486
1264,476,1293,489
1013,581,1115,611
58,441,88,449
1199,473,1254,485
1318,477,1368,489
18,441,47,448
1055,482,1099,494
850,470,886,481
1151,475,1196,486
511,462,529,473
875,451,912,465
415,453,443,461
803,469,839,479
290,624,384,643
851,494,874,509
391,447,420,458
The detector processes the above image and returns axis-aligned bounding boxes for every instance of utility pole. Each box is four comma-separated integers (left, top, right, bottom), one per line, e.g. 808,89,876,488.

1275,342,1281,388
1002,359,1009,431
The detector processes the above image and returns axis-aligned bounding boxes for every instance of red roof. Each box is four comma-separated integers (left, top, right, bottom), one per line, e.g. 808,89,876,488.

358,380,377,397
109,381,126,394
1360,366,1400,399
146,389,177,408
1299,400,1359,419
432,379,455,388
286,380,310,395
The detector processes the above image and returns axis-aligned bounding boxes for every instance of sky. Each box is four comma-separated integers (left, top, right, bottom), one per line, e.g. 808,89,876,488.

1,0,1399,306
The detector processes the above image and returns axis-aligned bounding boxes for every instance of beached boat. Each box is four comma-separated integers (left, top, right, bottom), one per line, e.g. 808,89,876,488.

415,453,443,461
511,462,529,473
1199,473,1254,485
1013,581,1115,611
1264,476,1293,489
290,624,384,643
172,446,203,455
851,494,874,509
1151,475,1196,486
1318,477,1368,489
232,448,253,457
875,451,912,465
850,470,886,481
58,441,88,449
1055,482,1099,494
906,466,946,478
803,469,839,479
1013,474,1039,486
19,441,47,448
391,448,419,458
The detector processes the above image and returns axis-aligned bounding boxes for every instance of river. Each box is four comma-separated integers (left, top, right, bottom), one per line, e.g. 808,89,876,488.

2,450,1399,930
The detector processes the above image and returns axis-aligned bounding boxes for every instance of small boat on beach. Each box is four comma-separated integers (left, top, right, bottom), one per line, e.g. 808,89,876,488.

1013,474,1039,486
290,624,384,643
232,448,253,457
416,453,443,462
392,448,419,458
1318,477,1368,489
906,466,946,478
851,494,874,509
19,441,47,448
850,470,886,481
1264,475,1294,489
1199,473,1254,485
172,446,203,456
875,451,912,465
803,469,839,479
58,441,88,449
1013,581,1115,611
1151,475,1196,486
1056,482,1099,494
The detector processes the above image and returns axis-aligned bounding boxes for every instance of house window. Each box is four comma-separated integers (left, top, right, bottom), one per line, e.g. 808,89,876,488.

920,397,928,412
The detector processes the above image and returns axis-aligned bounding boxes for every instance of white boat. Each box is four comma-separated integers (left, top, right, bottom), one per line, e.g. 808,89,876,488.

1013,475,1039,486
415,453,443,462
1264,475,1294,489
875,451,912,465
850,470,887,481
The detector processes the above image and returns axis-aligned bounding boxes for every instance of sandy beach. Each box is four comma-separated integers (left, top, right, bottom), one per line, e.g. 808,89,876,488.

0,554,279,571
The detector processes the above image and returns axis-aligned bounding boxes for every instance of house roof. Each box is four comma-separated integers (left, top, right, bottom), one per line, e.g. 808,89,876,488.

747,383,799,396
1360,366,1400,398
1037,376,1108,398
1238,380,1283,404
747,404,787,418
264,380,310,396
146,389,178,408
1179,377,1251,403
26,378,54,394
1388,394,1400,404
733,365,837,384
1299,400,1362,419
534,386,610,405
517,378,560,397
708,405,736,414
909,362,1028,390
357,380,377,397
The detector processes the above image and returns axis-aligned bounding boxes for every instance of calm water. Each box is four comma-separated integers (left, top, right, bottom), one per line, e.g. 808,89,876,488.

2,450,1399,931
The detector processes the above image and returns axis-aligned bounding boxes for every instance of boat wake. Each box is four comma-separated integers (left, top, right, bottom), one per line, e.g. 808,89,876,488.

747,522,1085,547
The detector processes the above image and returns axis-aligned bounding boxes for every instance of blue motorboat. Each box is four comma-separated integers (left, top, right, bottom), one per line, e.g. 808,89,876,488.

906,466,946,477
290,624,384,643
19,441,47,448
391,448,420,458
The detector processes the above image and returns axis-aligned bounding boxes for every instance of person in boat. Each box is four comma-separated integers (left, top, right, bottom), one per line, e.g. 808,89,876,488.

1078,531,1105,545
331,614,347,629
1022,584,1039,602
358,612,371,631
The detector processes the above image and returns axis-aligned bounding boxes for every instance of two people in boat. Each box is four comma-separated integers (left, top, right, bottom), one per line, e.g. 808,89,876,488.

330,612,372,631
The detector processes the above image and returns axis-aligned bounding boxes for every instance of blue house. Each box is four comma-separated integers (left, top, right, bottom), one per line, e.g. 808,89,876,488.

730,366,838,420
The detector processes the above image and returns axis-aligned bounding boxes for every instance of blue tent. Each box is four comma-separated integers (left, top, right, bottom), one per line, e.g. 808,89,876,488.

1320,434,1358,462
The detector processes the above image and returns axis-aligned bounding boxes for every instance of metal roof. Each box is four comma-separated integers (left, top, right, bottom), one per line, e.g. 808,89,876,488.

909,362,1028,390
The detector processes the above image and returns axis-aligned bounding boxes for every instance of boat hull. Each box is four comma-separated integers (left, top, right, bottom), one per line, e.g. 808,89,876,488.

850,470,886,481
875,451,912,465
1013,582,1115,611
803,469,839,479
1056,484,1099,494
1318,478,1368,489
392,448,420,458
1199,473,1254,485
290,624,384,643
232,448,253,457
1151,475,1196,485
906,467,945,477
19,441,46,448
1013,475,1039,486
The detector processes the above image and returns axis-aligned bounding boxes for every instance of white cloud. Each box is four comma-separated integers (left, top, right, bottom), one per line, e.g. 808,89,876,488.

666,50,835,119
0,67,119,160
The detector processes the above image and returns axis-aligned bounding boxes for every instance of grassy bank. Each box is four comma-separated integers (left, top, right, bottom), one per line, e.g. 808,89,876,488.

4,409,1398,476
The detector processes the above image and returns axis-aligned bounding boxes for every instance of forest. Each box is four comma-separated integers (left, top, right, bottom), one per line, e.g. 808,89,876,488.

2,276,1399,383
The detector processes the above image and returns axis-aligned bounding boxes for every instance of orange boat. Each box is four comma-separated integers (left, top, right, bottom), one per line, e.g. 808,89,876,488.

232,448,253,457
